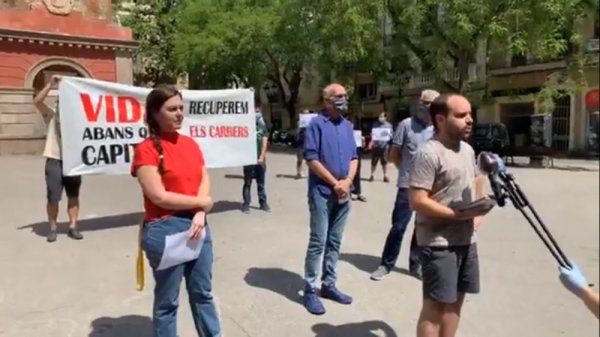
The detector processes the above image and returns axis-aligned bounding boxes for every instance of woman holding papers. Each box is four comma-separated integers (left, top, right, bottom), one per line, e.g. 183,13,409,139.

131,85,222,337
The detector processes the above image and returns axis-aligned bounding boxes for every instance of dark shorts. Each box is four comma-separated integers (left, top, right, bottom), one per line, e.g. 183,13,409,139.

371,146,388,166
45,158,82,203
421,243,480,304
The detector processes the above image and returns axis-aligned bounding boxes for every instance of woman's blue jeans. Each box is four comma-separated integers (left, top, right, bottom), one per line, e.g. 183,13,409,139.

141,215,221,337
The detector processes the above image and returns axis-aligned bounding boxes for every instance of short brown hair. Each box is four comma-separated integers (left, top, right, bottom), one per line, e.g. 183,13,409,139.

429,93,460,132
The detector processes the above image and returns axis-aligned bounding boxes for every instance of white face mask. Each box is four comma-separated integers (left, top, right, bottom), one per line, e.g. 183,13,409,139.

378,117,386,123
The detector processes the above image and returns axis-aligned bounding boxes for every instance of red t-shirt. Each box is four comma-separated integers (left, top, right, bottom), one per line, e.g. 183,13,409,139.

131,132,205,220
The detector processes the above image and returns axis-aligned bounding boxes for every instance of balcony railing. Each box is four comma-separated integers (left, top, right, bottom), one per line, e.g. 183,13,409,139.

408,64,480,88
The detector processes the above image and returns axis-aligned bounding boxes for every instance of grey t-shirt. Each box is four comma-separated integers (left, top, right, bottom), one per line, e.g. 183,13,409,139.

392,117,434,188
409,139,479,247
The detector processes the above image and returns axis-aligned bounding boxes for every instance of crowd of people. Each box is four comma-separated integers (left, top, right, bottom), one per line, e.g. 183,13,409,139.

34,76,598,337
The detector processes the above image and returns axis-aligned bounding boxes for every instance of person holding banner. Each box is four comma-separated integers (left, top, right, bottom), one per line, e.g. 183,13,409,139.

368,112,393,183
302,83,358,315
242,99,271,213
131,85,221,337
33,74,84,243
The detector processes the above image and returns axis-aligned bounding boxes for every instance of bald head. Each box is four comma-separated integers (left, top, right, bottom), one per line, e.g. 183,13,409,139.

322,83,348,115
322,83,346,101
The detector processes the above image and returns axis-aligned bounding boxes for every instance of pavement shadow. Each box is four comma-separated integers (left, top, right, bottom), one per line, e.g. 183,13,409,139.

311,320,398,337
224,174,244,179
212,200,244,214
275,173,302,180
340,253,414,278
18,212,143,237
89,315,152,337
243,267,304,305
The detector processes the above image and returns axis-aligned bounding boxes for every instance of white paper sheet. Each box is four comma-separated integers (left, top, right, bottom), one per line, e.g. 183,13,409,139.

299,113,317,128
371,127,392,142
354,130,363,147
156,228,206,271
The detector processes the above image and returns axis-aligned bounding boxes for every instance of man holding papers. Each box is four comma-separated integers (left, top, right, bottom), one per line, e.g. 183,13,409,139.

368,112,393,183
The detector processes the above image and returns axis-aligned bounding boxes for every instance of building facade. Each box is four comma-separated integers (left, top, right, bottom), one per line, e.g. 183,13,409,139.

0,0,136,155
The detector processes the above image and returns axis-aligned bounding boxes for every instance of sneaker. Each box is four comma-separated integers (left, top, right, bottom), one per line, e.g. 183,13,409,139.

303,288,326,315
241,205,250,214
383,176,390,183
370,265,391,281
67,228,84,240
46,230,58,243
260,204,271,212
320,284,353,305
368,176,374,182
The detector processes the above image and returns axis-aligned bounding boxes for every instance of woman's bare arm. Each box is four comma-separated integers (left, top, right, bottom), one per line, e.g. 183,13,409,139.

136,166,210,210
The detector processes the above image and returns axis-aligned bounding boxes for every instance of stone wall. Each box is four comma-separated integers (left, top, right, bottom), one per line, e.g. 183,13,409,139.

0,87,46,155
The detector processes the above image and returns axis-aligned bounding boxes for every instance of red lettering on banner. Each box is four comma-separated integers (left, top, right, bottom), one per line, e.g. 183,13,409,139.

80,93,144,123
208,126,249,138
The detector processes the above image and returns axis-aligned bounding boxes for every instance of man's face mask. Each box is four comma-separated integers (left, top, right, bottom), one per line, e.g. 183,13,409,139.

332,96,348,114
378,116,386,122
416,104,430,122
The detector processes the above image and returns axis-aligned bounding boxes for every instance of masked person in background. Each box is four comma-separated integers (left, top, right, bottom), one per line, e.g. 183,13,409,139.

302,83,358,315
370,89,439,281
351,117,367,202
33,74,84,243
242,98,270,214
368,112,393,183
296,109,310,179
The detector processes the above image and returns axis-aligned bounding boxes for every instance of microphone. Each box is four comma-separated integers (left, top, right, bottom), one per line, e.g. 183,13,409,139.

477,152,506,207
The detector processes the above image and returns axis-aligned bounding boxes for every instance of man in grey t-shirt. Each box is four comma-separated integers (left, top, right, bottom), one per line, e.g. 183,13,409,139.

409,94,489,337
370,89,438,281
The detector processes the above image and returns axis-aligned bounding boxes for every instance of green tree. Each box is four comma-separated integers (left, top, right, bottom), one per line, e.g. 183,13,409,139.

120,0,184,86
175,0,385,127
386,0,599,101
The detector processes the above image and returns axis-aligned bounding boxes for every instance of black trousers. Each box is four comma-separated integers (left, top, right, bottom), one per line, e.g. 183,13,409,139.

352,147,362,195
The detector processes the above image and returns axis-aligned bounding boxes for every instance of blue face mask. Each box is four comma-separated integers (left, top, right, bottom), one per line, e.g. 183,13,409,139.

333,97,348,113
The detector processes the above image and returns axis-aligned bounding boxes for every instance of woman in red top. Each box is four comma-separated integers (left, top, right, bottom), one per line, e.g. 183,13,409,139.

131,85,222,337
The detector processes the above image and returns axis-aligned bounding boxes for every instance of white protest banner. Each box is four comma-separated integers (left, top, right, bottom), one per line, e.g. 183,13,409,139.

59,77,256,176
298,113,317,128
353,130,363,148
371,127,392,142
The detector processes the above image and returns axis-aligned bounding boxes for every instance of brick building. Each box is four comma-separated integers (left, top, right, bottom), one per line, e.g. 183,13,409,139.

0,0,137,155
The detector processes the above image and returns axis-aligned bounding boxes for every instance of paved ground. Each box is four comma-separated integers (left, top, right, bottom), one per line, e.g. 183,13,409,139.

0,153,598,337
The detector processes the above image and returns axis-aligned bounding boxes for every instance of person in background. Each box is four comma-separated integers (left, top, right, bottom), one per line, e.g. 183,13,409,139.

33,74,84,242
559,262,599,319
351,118,367,202
368,112,393,183
370,89,439,281
302,83,358,315
132,85,221,337
242,98,271,214
409,94,489,337
296,109,310,179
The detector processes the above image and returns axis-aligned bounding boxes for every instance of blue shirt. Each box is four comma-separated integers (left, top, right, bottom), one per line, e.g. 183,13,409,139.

392,116,434,188
304,112,358,197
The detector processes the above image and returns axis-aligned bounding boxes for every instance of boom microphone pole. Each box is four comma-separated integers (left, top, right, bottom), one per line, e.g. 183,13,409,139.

478,152,572,269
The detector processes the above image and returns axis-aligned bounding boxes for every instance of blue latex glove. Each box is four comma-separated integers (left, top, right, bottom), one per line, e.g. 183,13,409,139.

559,263,588,296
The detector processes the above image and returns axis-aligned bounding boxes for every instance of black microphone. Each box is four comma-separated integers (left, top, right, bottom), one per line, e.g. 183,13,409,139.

477,152,506,207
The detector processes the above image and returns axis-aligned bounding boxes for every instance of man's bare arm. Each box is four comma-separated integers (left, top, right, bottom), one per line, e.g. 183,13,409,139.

580,287,600,319
347,159,358,181
409,188,456,219
259,136,268,160
388,146,402,168
33,75,59,118
307,160,338,187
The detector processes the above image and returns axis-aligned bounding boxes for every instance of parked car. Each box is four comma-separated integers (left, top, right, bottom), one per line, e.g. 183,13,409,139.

269,128,297,147
470,123,510,158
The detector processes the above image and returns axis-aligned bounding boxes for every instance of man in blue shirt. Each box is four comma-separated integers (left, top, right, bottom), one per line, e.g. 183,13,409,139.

302,83,358,315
